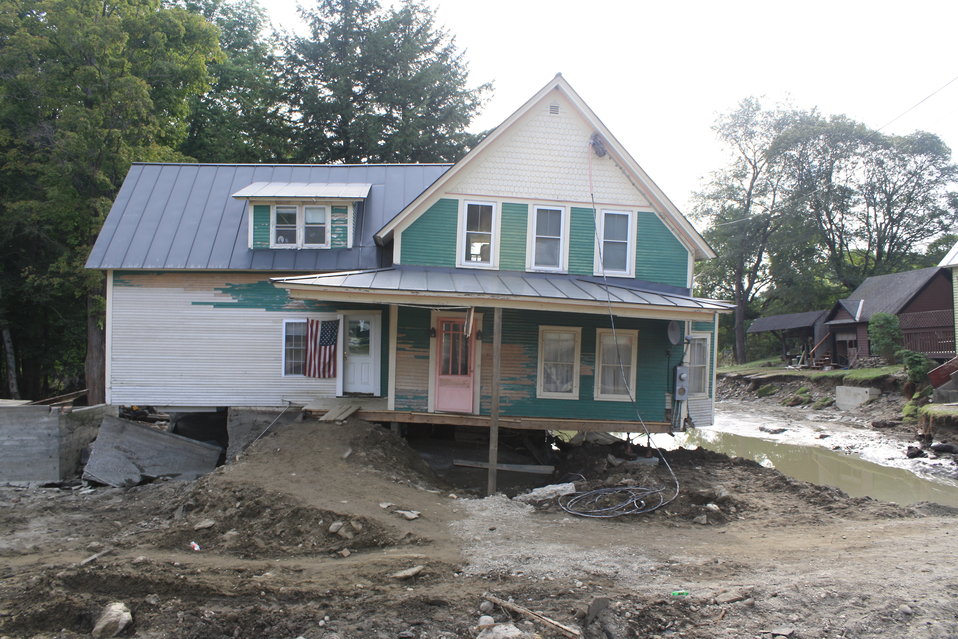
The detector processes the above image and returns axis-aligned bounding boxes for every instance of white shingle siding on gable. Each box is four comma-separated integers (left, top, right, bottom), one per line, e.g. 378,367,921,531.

108,272,336,407
447,96,651,206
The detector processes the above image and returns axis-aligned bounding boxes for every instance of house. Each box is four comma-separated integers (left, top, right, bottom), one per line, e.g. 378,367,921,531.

746,310,828,365
822,267,954,366
930,242,958,392
86,75,728,433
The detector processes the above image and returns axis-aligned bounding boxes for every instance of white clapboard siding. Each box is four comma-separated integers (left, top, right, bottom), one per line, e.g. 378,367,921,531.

109,272,337,407
687,397,713,427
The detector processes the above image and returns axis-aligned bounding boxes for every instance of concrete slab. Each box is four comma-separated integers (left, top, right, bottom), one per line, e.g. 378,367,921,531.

835,386,881,411
83,416,222,487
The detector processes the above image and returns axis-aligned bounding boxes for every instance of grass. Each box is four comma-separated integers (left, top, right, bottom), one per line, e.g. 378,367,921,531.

921,403,958,418
718,359,902,383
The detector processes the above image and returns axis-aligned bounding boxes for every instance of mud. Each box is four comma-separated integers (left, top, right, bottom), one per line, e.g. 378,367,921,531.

2,416,957,638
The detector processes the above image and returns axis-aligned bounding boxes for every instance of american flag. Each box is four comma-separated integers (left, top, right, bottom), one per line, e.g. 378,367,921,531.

306,319,339,378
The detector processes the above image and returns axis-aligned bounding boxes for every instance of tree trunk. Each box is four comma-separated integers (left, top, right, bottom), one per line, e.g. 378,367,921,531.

85,276,106,405
0,282,20,400
734,299,747,364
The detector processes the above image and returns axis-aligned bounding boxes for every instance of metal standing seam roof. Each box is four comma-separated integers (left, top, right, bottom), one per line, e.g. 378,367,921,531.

85,163,451,271
230,182,373,199
273,267,732,312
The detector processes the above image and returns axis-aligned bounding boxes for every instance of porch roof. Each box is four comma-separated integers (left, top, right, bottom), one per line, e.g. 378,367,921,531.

273,267,732,319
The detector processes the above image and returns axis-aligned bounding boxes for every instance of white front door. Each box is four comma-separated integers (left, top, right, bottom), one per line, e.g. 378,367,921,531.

342,313,380,395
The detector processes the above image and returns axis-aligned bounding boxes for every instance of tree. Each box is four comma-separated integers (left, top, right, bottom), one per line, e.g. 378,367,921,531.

283,0,489,164
692,98,798,363
0,0,220,400
176,0,293,162
778,118,957,288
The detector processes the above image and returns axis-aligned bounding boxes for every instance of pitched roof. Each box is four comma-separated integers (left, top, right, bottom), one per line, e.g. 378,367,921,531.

274,266,731,318
939,240,958,268
827,267,943,323
86,163,450,271
746,310,827,334
374,74,715,261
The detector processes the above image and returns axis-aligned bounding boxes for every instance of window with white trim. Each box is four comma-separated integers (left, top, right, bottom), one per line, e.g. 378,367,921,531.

460,201,496,266
688,335,710,395
530,206,566,271
283,320,306,376
537,327,581,398
271,204,331,248
595,328,638,400
595,210,635,276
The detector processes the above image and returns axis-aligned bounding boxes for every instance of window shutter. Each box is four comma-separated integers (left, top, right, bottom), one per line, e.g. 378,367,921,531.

251,205,271,248
331,205,349,248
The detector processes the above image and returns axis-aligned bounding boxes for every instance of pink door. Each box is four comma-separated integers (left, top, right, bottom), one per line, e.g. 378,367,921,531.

434,317,475,413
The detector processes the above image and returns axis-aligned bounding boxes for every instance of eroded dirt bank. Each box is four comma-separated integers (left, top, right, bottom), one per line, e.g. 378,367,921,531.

2,417,957,639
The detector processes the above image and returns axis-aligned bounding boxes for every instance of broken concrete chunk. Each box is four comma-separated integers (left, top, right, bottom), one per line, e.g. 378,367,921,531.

328,521,344,534
395,510,420,520
91,602,132,638
515,482,576,503
349,520,363,532
390,565,424,580
83,416,221,487
476,622,528,639
770,628,796,638
193,519,216,530
478,615,495,626
692,514,708,525
379,502,395,509
715,590,748,604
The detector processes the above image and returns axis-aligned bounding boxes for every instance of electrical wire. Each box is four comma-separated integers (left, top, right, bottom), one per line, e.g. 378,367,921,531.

556,139,681,518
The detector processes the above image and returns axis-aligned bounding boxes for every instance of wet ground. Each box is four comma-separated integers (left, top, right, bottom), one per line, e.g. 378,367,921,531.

661,400,958,507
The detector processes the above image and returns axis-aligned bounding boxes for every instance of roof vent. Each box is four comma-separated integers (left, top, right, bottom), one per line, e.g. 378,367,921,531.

548,104,560,115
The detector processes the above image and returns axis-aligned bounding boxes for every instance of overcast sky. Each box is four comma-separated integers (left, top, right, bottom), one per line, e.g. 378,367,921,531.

266,0,958,214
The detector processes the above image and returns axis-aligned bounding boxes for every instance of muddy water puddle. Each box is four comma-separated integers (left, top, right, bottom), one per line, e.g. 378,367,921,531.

648,401,958,507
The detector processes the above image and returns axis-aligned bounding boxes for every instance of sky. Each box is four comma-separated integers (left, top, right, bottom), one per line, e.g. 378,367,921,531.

265,0,958,214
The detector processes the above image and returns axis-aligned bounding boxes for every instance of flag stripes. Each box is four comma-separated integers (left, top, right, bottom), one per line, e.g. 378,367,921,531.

306,318,339,378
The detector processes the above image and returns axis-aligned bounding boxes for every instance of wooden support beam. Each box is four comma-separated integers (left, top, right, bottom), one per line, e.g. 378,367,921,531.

488,306,502,496
354,410,672,433
453,459,554,474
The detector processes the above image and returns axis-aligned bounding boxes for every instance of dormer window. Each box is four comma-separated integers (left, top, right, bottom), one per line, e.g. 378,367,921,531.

270,204,330,249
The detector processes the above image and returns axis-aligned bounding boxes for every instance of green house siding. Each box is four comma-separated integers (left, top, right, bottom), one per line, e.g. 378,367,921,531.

251,205,270,248
331,205,349,248
635,211,688,287
394,306,432,411
400,198,458,266
569,207,596,275
474,310,681,422
499,202,528,270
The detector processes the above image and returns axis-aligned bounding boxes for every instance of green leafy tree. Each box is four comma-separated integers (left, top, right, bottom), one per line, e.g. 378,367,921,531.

0,0,220,400
176,0,293,162
867,312,902,363
283,0,490,163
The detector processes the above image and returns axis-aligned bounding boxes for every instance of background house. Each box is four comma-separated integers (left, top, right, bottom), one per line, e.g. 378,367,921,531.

746,310,828,364
87,76,728,432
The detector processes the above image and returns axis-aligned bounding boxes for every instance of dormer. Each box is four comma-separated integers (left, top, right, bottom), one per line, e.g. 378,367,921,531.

232,182,372,250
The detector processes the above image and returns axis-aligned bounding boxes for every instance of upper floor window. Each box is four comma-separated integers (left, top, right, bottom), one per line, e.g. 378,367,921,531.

271,204,330,248
459,201,497,267
529,206,567,271
595,210,635,277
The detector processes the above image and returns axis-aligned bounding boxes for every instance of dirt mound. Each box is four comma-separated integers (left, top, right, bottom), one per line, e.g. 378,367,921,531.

345,420,449,490
138,478,411,558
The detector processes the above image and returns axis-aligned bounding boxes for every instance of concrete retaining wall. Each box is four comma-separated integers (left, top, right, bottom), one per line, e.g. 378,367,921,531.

0,404,117,482
835,386,881,411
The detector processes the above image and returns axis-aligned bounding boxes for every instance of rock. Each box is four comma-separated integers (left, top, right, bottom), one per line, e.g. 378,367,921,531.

770,628,795,637
871,419,901,429
479,600,495,614
478,615,496,626
476,622,527,639
193,518,216,530
692,514,708,525
515,482,577,503
338,548,351,558
389,565,424,580
395,510,420,520
715,590,747,604
144,594,160,605
86,541,105,552
328,521,344,534
930,443,958,454
91,602,132,638
705,503,721,513
335,526,354,540
131,555,148,565
349,520,364,532
759,426,787,435
379,502,395,509
906,446,927,459
899,604,914,615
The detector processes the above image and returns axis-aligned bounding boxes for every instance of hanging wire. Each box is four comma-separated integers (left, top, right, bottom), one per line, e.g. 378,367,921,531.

557,139,681,518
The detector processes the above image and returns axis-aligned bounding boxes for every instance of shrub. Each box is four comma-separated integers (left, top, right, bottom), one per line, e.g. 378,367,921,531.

756,384,778,397
868,313,902,363
897,349,934,386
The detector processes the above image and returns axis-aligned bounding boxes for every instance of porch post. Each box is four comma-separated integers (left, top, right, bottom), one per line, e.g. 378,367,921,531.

487,306,502,495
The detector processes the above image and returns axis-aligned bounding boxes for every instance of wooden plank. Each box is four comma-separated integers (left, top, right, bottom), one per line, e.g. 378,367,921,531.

488,307,502,495
355,410,671,433
319,403,352,422
483,593,581,638
454,459,554,475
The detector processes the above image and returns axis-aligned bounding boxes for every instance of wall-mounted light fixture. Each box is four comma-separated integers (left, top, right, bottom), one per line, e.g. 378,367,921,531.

429,327,436,338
